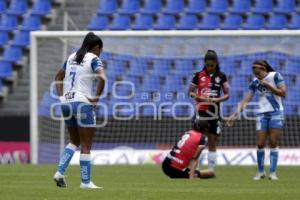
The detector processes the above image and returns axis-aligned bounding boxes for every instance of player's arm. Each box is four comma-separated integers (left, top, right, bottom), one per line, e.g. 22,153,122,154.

91,68,106,104
259,80,286,97
188,74,211,102
188,146,204,179
54,69,65,97
211,81,230,103
226,91,254,126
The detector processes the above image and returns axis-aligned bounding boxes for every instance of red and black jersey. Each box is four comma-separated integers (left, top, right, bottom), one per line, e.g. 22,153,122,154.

167,130,207,171
191,69,228,113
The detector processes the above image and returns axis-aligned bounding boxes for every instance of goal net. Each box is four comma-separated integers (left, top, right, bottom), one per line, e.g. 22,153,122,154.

30,31,300,164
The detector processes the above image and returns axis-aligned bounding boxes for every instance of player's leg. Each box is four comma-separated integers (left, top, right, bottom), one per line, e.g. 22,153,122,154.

162,159,189,178
207,120,220,172
78,103,101,189
253,114,268,180
268,128,280,180
267,112,283,180
54,103,79,187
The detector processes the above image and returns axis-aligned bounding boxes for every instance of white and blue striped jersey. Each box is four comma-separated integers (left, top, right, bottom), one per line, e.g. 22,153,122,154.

249,72,285,114
61,52,103,104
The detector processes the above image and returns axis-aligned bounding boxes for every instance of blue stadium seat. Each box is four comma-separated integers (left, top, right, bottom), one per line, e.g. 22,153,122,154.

20,15,41,31
119,0,140,14
154,14,176,30
198,14,221,29
152,59,172,73
132,14,153,30
174,59,194,73
209,0,228,14
141,0,162,14
0,31,8,46
287,14,300,29
243,14,265,29
252,0,273,14
0,0,7,14
222,14,243,29
231,0,251,14
142,75,162,91
177,14,198,30
267,14,287,30
274,0,295,13
163,0,184,14
6,0,28,15
0,61,13,79
87,15,109,30
2,46,22,62
128,59,148,75
110,14,131,30
97,0,117,15
185,0,205,14
31,0,51,16
0,14,18,31
11,30,30,47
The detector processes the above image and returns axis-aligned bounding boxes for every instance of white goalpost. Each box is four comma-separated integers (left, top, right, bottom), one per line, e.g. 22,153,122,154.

30,30,300,165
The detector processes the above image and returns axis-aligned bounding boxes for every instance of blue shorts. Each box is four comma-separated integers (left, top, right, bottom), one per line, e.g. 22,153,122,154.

256,111,284,132
61,102,96,128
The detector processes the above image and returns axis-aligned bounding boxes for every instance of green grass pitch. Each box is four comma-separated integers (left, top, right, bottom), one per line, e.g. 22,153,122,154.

0,165,299,200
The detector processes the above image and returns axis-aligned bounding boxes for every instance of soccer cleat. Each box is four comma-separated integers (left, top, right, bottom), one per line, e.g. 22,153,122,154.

253,171,266,180
53,172,67,188
80,182,103,189
269,173,279,181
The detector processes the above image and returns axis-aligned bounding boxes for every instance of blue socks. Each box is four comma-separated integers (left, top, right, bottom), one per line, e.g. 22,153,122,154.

57,143,77,175
80,154,91,184
270,148,279,174
256,148,265,173
257,148,279,174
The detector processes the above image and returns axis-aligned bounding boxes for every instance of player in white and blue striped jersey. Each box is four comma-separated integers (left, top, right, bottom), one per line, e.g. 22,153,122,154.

227,60,286,181
53,32,106,189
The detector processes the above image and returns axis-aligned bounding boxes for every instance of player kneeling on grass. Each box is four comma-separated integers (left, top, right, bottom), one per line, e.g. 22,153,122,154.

162,119,215,179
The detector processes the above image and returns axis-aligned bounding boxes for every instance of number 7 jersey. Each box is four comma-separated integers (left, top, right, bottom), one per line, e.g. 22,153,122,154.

61,52,103,104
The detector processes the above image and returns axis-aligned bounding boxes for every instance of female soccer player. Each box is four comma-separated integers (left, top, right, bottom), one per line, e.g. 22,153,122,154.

162,119,215,179
188,50,229,174
227,60,286,180
53,32,106,188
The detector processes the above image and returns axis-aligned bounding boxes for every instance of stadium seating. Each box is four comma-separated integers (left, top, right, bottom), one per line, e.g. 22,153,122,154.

222,14,243,29
288,14,300,29
198,14,221,29
244,14,265,29
267,14,287,29
0,0,6,14
141,0,162,14
20,15,41,31
274,0,295,14
87,0,300,30
176,14,198,30
208,0,228,14
163,0,184,14
231,0,251,14
0,61,13,79
110,14,131,30
154,14,176,30
11,31,30,47
252,0,273,14
0,14,18,31
87,15,109,30
132,14,153,30
0,30,8,46
119,0,141,14
6,0,28,15
31,0,52,16
97,0,117,15
185,0,206,14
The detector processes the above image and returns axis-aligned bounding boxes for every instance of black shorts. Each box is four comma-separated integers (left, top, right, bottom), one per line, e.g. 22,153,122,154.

197,111,221,136
162,159,200,179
